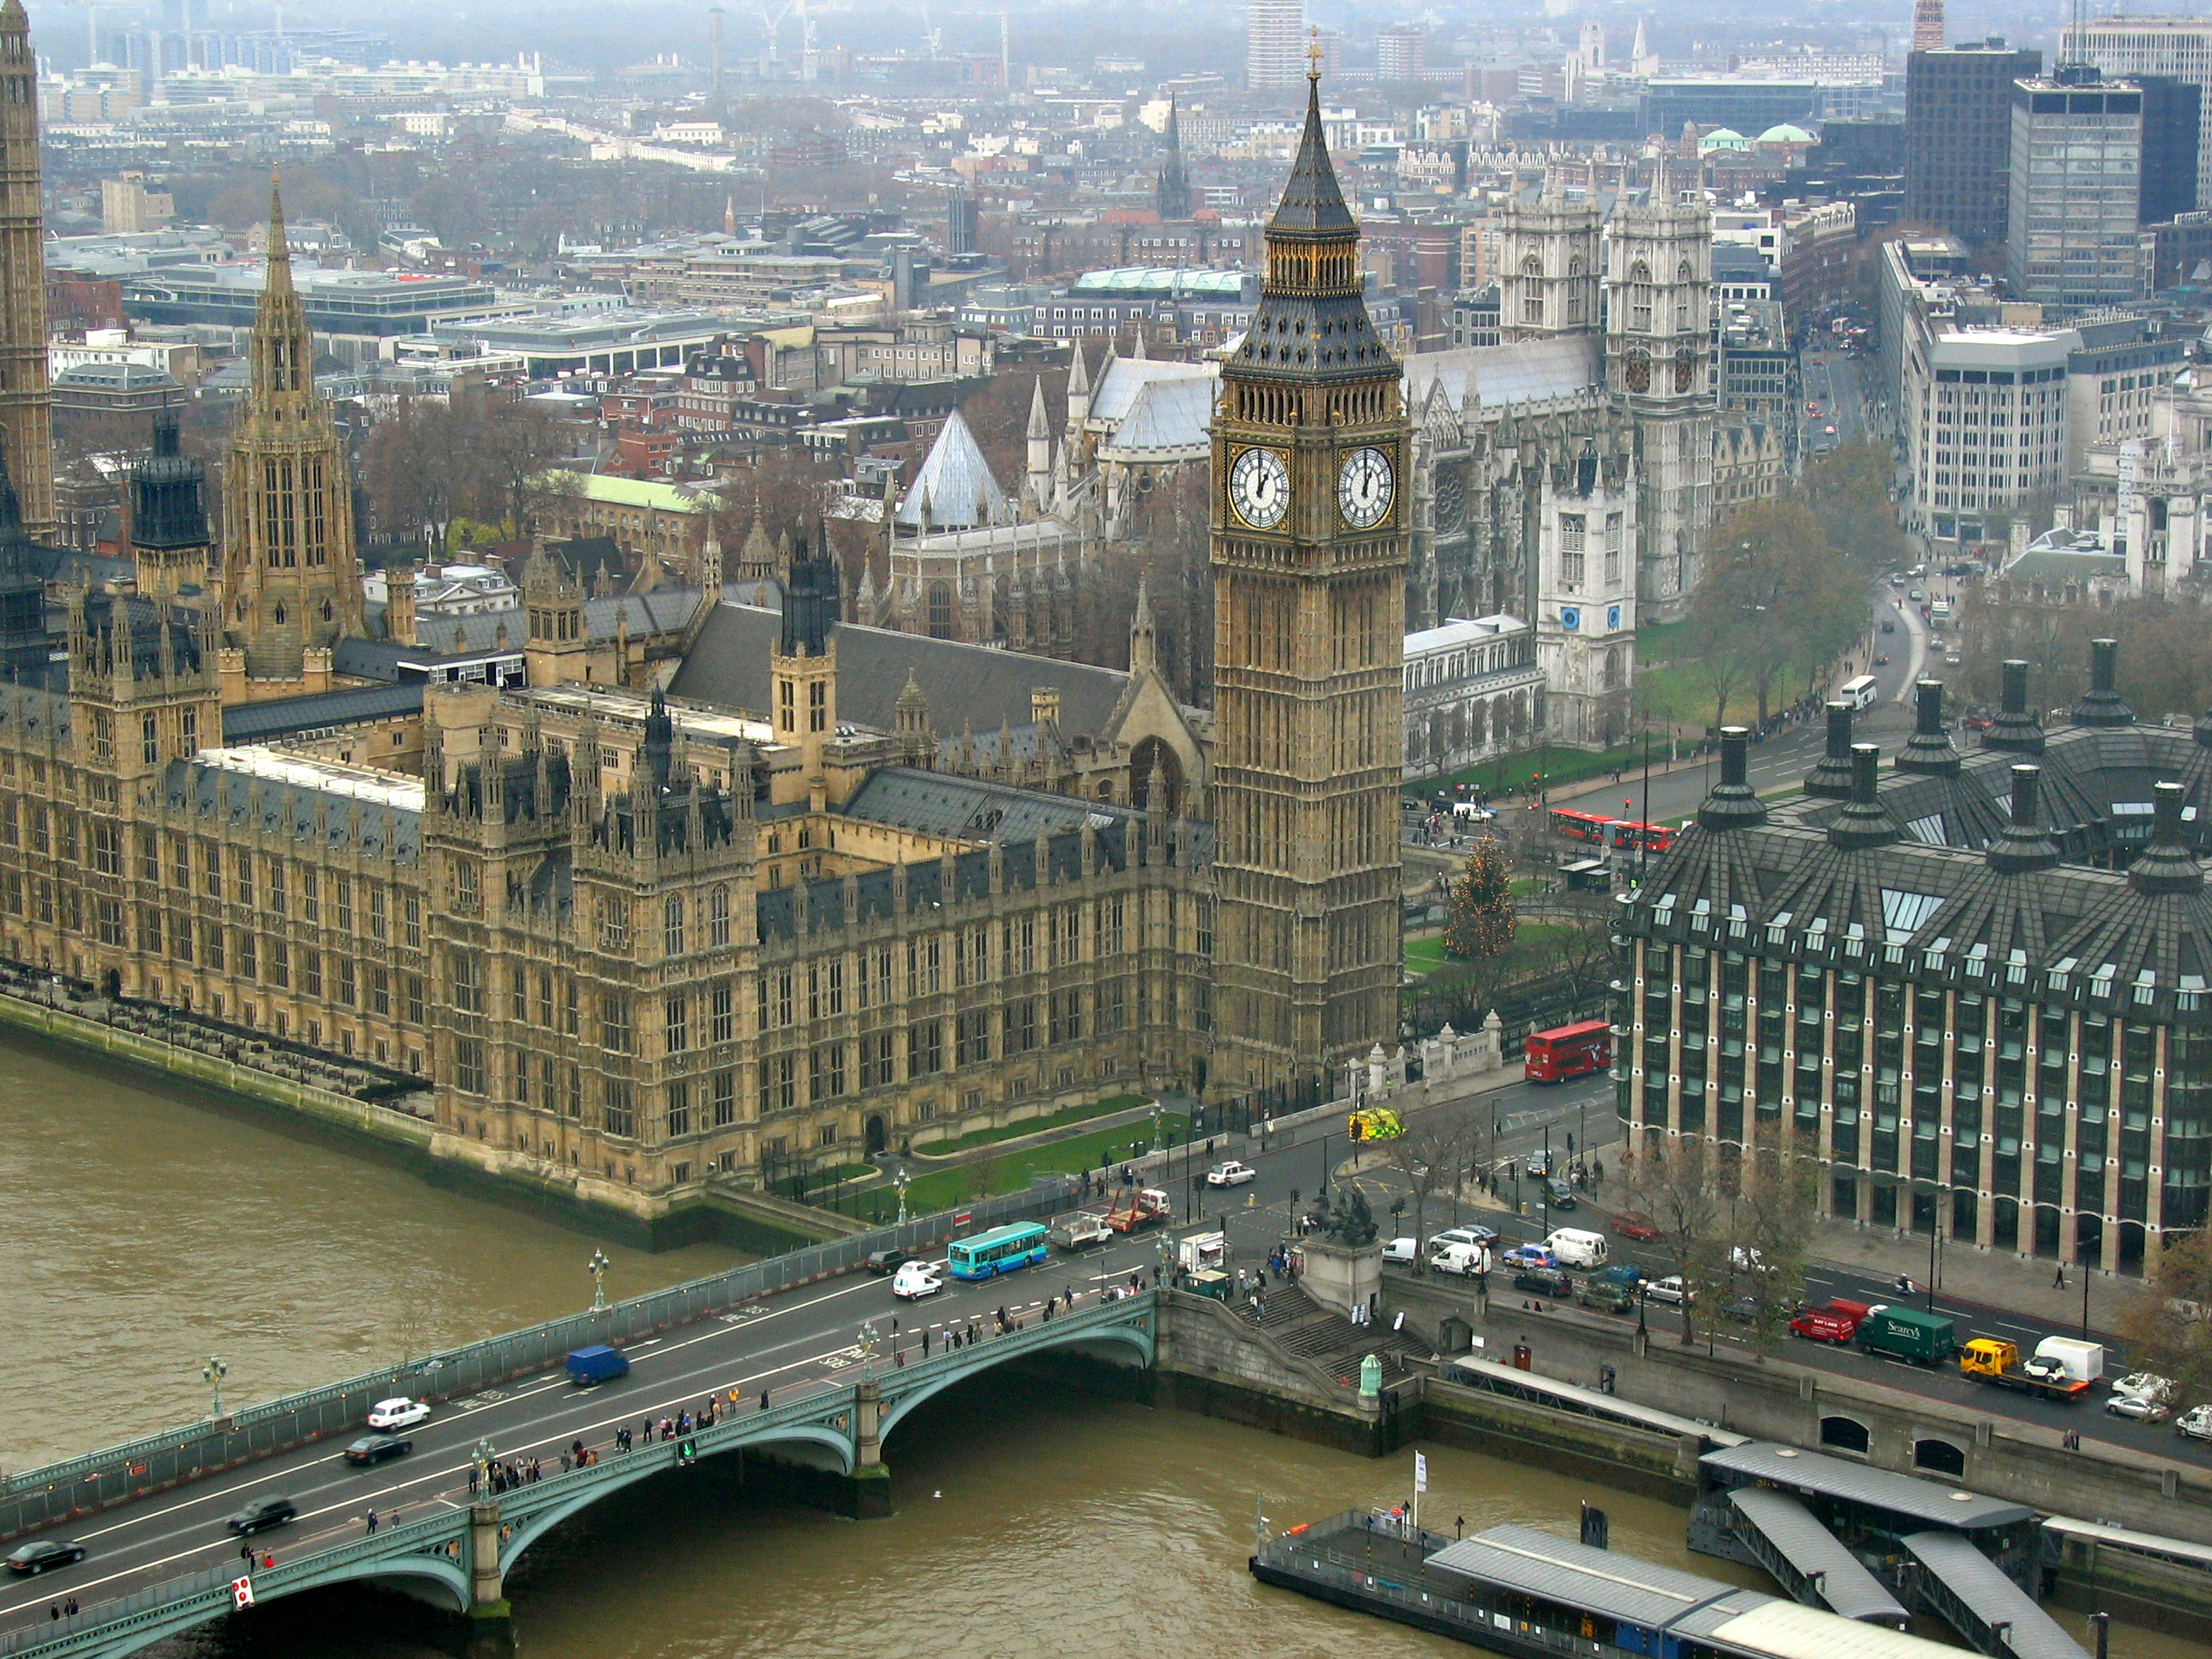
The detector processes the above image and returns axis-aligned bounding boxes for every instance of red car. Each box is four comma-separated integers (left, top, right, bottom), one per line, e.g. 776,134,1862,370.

1611,1211,1662,1243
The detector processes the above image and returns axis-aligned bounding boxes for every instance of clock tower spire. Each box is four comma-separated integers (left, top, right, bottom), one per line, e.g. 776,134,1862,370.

1210,40,1407,1092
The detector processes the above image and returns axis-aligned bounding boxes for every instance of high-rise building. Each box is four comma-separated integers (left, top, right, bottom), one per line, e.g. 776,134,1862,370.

1246,0,1305,90
1377,23,1427,83
220,178,364,685
2138,75,2203,226
2063,15,2212,217
1905,38,2042,248
1210,60,1406,1090
2006,68,2145,309
0,0,54,543
1912,0,1946,54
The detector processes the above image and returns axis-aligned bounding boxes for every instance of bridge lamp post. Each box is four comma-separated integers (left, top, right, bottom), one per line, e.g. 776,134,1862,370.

203,1355,227,1418
587,1249,611,1314
1150,1100,1165,1155
473,1436,493,1497
859,1318,879,1381
894,1169,910,1226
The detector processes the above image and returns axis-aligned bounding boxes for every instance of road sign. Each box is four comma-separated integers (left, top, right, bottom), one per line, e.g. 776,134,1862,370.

231,1576,255,1610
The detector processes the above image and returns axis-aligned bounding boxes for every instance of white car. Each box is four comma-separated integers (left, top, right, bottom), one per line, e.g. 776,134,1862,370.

1381,1237,1418,1266
2111,1371,2174,1404
366,1397,430,1431
1643,1276,1690,1306
1206,1161,1257,1188
2176,1404,2212,1442
2106,1392,2169,1423
891,1263,944,1301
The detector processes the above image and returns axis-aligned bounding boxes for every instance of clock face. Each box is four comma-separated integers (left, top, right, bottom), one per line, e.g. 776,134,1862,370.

1674,346,1696,393
1624,350,1651,393
1228,445,1291,531
1337,446,1394,529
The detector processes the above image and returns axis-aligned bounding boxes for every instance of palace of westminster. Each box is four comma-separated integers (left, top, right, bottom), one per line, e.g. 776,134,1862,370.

7,0,2210,1269
0,23,1415,1229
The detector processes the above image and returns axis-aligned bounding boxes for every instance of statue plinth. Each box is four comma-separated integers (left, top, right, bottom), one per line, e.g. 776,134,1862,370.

1299,1237,1381,1322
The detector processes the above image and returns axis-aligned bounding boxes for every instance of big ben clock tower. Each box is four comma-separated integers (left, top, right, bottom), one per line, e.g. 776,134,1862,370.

1211,41,1407,1093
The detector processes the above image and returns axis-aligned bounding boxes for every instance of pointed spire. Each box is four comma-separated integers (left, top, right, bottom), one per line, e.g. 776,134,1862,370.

1129,573,1157,675
265,169,293,288
1267,32,1356,236
1026,373,1051,440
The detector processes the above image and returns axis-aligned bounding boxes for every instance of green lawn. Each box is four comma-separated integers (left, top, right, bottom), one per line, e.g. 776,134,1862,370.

1407,918,1581,984
1417,742,1650,800
1404,934,1448,978
898,1113,1191,1215
911,1092,1146,1157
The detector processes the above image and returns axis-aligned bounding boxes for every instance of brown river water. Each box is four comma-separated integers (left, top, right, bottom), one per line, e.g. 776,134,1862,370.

0,1031,2191,1659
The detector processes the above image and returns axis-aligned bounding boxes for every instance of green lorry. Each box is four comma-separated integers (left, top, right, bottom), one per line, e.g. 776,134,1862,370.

1855,1304,1959,1365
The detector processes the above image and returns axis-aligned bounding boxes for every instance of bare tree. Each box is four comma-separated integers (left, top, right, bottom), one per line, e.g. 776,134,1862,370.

1714,1126,1819,1358
1614,1131,1728,1346
2116,1231,2212,1412
1381,1098,1479,1269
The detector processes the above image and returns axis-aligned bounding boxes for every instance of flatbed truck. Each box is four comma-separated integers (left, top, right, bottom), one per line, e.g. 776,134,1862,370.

1959,1338,2092,1402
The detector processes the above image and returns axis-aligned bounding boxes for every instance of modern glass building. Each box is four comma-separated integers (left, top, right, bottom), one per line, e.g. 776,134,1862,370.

2005,69,2145,307
1616,644,2212,1275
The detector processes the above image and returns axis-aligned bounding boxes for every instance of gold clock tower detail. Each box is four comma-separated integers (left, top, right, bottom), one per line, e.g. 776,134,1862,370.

1211,47,1407,1091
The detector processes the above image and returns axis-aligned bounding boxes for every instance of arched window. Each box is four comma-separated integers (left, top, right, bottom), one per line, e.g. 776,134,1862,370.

1913,1438,1966,1477
1819,1415,1871,1455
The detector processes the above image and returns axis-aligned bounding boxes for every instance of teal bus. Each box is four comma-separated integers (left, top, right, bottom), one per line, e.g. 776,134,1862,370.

946,1221,1051,1280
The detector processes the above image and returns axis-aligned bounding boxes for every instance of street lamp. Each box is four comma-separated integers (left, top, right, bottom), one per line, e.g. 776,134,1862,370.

894,1168,911,1226
473,1435,494,1497
1150,1099,1165,1155
587,1249,611,1313
203,1355,228,1418
859,1318,880,1379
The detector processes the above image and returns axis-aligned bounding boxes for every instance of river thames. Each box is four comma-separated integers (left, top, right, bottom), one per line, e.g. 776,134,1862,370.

0,1031,2189,1659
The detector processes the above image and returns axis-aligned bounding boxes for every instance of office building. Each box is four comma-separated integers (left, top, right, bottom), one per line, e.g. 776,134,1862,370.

2006,69,2145,309
1902,325,2075,550
1246,0,1305,90
2062,15,2212,215
1905,39,2041,248
1619,666,2212,1272
2138,75,2202,225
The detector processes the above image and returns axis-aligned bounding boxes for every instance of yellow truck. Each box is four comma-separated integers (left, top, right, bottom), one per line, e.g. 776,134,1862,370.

1959,1337,2091,1402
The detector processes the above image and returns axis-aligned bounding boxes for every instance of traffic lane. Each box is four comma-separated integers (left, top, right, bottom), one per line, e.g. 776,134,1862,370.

0,1241,1185,1632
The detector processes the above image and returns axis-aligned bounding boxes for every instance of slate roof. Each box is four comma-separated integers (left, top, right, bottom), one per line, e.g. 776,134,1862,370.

1086,355,1214,428
220,682,427,744
669,603,1134,737
1098,371,1216,455
1266,71,1358,236
160,753,421,862
1629,700,2212,1024
840,766,1134,843
1405,335,1604,412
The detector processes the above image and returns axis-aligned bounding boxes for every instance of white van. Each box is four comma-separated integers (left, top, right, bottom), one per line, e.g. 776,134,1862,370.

1543,1228,1610,1270
1431,1241,1489,1278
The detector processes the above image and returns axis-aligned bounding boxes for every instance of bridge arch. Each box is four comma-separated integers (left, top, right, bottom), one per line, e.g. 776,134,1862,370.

876,1320,1155,1444
88,1552,474,1659
499,1420,856,1575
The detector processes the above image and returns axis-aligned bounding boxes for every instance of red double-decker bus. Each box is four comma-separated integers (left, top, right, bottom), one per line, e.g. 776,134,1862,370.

1524,1019,1612,1083
1610,819,1676,853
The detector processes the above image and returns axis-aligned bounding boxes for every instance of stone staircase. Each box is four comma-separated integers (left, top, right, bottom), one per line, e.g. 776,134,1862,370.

1246,1283,1428,1390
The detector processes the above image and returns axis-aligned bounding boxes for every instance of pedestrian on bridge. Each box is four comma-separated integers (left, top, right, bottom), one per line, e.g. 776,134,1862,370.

365,1510,379,1534
923,1328,931,1357
760,1388,770,1412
